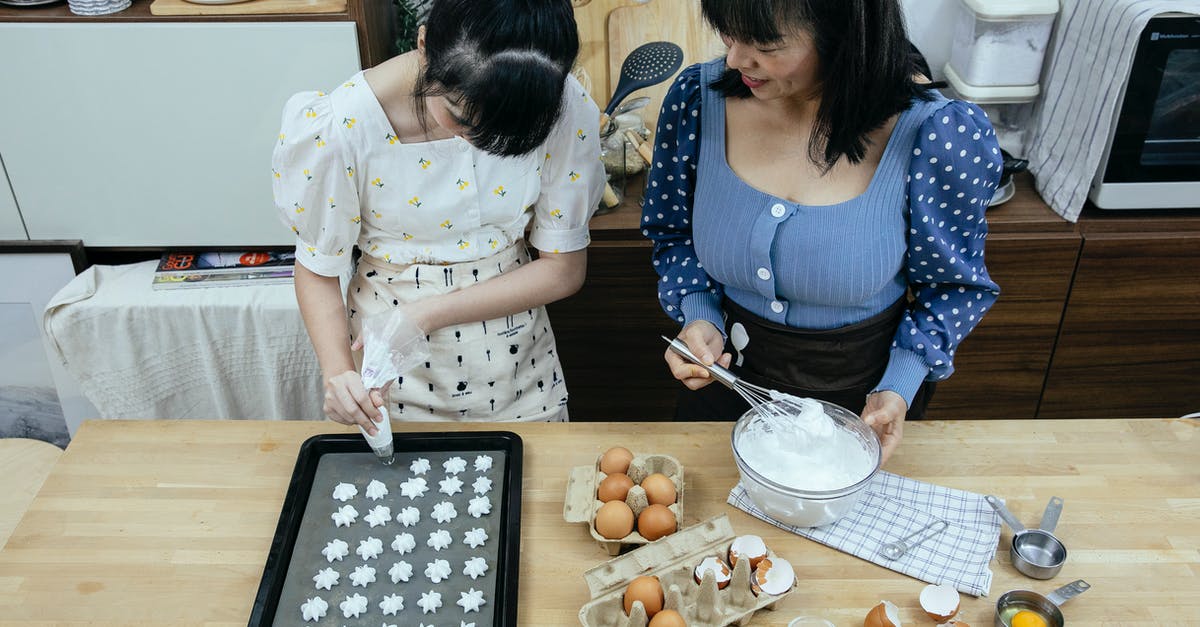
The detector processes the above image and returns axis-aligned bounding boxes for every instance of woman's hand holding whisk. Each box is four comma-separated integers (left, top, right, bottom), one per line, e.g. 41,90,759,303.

863,390,906,463
665,320,731,389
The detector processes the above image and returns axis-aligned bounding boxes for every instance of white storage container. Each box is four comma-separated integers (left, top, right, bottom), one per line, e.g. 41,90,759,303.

948,0,1059,87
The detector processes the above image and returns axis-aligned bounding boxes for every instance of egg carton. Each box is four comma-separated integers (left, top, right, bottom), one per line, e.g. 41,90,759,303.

578,514,798,627
563,452,685,555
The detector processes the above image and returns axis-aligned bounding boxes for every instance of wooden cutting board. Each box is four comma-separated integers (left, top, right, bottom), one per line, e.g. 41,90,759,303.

572,0,647,107
607,0,724,133
149,0,345,16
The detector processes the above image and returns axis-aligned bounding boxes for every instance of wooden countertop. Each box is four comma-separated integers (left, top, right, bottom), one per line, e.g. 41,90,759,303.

0,418,1196,625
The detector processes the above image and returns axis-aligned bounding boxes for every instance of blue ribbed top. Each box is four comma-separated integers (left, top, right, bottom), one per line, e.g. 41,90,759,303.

641,60,1003,404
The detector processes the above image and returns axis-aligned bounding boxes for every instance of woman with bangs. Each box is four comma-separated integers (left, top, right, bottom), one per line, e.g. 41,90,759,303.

644,0,1002,462
272,0,604,428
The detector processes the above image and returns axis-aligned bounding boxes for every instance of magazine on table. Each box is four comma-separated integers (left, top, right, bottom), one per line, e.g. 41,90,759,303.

152,251,295,290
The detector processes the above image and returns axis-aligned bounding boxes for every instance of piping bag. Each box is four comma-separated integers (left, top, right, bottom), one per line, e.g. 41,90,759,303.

358,311,430,465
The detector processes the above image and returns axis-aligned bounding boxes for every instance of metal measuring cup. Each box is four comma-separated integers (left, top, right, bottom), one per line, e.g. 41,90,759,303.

985,495,1068,579
993,579,1090,627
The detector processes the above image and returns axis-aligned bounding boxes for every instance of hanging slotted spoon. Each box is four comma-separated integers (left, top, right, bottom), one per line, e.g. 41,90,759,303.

603,41,684,116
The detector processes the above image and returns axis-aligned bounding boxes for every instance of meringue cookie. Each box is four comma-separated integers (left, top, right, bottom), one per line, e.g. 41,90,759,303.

313,567,340,590
365,505,392,528
349,564,376,587
339,592,368,618
396,506,421,527
472,476,493,495
425,558,452,583
439,475,464,496
400,477,428,500
322,539,349,562
418,590,443,614
468,495,492,518
463,528,488,549
474,455,493,472
300,596,327,622
391,532,416,555
461,622,477,627
379,593,404,616
410,457,431,475
432,501,458,523
463,556,489,580
365,478,388,500
331,505,358,528
427,529,451,551
388,560,413,584
332,482,358,502
443,456,467,474
357,536,384,560
457,588,486,613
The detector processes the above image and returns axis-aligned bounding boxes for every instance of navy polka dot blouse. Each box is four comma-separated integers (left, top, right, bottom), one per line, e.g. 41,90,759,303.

641,61,1002,405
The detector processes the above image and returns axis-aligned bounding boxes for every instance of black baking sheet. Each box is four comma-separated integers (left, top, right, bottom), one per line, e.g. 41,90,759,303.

249,432,522,626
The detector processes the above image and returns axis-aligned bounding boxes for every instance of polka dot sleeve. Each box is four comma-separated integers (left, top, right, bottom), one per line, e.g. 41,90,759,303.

640,65,724,330
875,101,1003,404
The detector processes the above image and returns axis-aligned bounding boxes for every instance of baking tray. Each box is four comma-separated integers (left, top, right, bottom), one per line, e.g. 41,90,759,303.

249,432,523,626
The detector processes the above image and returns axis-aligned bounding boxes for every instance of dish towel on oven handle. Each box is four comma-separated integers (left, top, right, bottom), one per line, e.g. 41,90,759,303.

728,471,1001,597
1017,0,1200,222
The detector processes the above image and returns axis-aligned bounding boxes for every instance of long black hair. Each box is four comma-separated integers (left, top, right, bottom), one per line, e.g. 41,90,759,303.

414,0,579,156
701,0,933,171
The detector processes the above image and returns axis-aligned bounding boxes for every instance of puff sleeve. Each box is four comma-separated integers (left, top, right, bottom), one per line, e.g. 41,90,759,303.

529,75,605,254
874,101,1003,405
640,65,724,331
271,91,361,277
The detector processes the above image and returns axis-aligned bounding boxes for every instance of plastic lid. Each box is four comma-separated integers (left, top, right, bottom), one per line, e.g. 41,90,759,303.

943,63,1041,103
959,0,1059,19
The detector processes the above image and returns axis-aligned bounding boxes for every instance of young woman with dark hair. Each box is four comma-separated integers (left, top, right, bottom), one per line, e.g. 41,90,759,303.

272,0,604,428
643,0,1002,462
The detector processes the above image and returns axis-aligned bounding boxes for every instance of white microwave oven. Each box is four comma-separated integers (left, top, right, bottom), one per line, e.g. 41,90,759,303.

1090,13,1200,210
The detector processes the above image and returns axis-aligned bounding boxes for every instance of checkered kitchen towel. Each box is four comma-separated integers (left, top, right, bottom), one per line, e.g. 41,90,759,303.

728,471,1001,596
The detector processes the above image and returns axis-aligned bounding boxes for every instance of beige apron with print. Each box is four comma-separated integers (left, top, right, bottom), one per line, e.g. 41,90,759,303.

348,242,568,422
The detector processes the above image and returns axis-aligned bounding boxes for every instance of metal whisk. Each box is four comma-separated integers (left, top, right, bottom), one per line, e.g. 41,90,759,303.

662,336,809,426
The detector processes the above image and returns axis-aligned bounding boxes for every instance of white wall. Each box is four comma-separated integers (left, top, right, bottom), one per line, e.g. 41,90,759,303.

0,22,361,247
0,154,26,240
900,0,963,81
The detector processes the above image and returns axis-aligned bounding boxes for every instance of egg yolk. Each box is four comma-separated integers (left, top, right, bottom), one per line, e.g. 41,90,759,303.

1011,610,1049,627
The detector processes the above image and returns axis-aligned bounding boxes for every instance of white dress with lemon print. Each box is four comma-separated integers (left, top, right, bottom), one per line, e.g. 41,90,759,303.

272,72,604,422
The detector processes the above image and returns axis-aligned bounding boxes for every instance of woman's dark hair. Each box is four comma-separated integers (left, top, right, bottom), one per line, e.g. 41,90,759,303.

414,0,579,156
701,0,933,171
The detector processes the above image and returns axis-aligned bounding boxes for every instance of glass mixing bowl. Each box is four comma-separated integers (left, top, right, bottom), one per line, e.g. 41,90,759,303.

730,398,881,528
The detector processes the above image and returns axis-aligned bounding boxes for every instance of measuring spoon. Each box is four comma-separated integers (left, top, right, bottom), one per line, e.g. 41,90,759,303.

878,519,949,560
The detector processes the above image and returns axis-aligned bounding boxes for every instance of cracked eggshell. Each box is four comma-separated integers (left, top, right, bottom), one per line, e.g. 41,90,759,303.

750,557,795,596
919,583,961,622
863,600,903,627
729,534,768,570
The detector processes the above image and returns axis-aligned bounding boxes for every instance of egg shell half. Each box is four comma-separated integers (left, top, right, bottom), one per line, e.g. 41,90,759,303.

919,583,961,622
864,600,903,627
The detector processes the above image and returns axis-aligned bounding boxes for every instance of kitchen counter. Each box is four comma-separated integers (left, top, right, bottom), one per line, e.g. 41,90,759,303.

0,418,1196,625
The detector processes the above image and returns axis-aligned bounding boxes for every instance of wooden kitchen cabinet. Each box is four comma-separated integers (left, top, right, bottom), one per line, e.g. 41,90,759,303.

1039,222,1200,419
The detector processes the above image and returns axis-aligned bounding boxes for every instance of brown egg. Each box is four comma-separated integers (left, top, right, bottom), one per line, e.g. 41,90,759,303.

622,575,664,617
637,503,677,541
641,472,677,506
648,608,687,626
599,446,634,474
594,501,635,539
597,473,635,502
